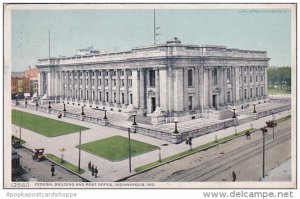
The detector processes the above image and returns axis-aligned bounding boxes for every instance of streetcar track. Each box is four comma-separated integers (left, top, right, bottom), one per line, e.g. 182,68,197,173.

162,126,291,182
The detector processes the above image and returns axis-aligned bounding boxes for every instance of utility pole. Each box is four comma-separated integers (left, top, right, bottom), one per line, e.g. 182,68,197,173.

153,9,160,45
48,30,51,59
154,9,156,45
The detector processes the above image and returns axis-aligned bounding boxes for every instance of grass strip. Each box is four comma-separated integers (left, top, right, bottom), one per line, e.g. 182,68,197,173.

46,154,85,174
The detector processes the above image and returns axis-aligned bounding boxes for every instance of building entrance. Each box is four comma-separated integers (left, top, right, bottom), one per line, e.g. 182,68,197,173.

212,95,217,109
151,97,156,113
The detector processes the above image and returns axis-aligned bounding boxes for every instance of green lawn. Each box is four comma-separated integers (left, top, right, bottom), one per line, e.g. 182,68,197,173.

12,109,89,137
47,154,85,174
268,87,291,94
78,135,159,161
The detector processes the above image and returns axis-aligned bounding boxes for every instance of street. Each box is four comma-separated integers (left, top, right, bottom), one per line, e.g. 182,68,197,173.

124,118,291,182
13,148,85,182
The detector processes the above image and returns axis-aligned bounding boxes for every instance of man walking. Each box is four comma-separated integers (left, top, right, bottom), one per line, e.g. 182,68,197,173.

88,161,91,171
51,165,55,177
94,166,98,178
91,165,95,176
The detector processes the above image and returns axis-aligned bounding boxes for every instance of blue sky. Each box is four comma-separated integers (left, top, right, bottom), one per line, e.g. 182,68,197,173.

12,9,291,71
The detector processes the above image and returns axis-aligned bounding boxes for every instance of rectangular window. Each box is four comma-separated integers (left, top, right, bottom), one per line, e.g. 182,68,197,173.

244,77,247,83
227,91,231,103
261,87,264,96
212,68,218,84
256,76,258,82
250,76,252,83
188,69,193,87
106,92,109,102
105,79,108,86
256,87,258,97
99,91,101,101
114,92,116,103
261,75,264,81
250,88,253,98
121,79,124,86
129,79,132,87
128,71,132,76
121,71,124,76
113,79,116,86
149,70,155,87
121,93,125,104
227,68,231,83
244,89,247,99
130,93,133,104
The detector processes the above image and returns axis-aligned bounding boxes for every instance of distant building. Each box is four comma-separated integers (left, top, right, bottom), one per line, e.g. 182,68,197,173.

24,66,38,96
11,72,30,99
11,67,38,99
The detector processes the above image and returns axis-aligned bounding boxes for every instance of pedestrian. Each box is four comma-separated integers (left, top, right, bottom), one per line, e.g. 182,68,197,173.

91,164,94,176
88,161,91,171
94,166,98,178
51,165,55,177
232,171,237,182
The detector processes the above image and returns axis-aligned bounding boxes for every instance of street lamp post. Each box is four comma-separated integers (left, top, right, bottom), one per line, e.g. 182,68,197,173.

35,100,39,111
253,103,257,113
48,101,52,113
132,112,137,126
261,127,268,179
232,107,237,118
127,128,132,172
103,109,108,120
78,128,82,172
173,119,179,134
15,94,19,106
63,103,66,112
25,98,28,108
272,113,275,140
81,106,85,115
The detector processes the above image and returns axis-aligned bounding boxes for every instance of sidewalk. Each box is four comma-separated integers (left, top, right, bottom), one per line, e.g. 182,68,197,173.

263,158,291,181
12,106,291,182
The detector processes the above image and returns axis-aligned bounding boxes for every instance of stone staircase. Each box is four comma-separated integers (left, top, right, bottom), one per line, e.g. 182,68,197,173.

128,115,152,125
219,109,235,120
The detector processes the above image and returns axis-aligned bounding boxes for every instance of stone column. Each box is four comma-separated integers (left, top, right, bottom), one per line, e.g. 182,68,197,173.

254,67,257,99
199,67,204,112
47,71,51,98
115,70,121,106
264,66,268,97
124,69,129,105
219,67,224,105
95,70,99,103
241,67,245,102
60,71,65,101
174,68,184,112
82,71,86,101
234,66,240,103
155,68,160,107
132,69,139,108
194,68,200,109
38,72,43,96
108,69,113,105
232,67,236,103
77,71,80,101
140,69,145,110
101,69,105,104
208,68,212,107
88,70,92,102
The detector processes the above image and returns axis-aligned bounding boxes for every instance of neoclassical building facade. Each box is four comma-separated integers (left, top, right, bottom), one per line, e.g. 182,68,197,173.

36,38,269,121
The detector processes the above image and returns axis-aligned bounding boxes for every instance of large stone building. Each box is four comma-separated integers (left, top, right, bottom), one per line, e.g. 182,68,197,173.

36,38,269,122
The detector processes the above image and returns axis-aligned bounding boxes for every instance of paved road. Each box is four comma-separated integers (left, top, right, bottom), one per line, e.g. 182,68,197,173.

124,118,291,182
13,148,85,182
